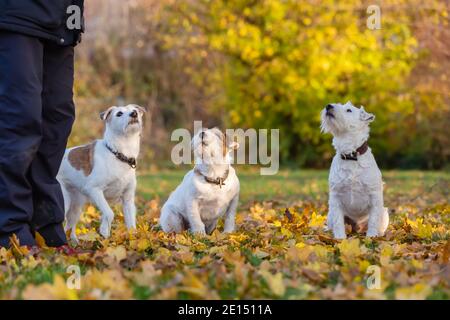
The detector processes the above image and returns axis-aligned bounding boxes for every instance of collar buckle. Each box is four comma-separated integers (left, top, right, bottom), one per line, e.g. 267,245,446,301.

340,141,368,161
195,168,229,188
105,143,137,169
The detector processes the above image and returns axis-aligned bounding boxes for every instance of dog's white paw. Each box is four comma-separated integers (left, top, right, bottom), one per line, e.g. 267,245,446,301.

191,225,206,236
100,217,112,238
126,222,137,230
333,230,347,240
70,232,79,245
366,229,380,238
223,226,235,234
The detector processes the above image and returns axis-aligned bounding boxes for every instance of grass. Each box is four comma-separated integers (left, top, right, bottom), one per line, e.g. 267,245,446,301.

138,169,449,208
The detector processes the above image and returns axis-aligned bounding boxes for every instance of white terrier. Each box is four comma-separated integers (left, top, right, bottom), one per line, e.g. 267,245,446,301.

321,101,389,239
57,104,146,242
160,128,240,235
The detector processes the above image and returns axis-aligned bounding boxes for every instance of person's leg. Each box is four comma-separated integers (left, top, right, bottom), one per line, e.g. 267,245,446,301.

0,31,44,247
29,42,75,247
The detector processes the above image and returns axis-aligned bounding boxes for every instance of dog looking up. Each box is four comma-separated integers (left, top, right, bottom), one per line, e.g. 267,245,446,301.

320,101,389,239
57,104,146,242
160,128,240,235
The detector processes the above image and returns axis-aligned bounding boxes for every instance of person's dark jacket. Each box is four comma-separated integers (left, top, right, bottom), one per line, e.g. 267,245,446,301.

0,0,84,46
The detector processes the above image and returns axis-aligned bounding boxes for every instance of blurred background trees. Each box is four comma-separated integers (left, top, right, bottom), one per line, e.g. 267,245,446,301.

73,0,449,170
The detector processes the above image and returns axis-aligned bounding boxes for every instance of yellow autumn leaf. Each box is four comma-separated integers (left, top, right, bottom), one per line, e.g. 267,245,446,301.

136,238,151,251
337,238,362,259
308,212,327,229
179,271,212,299
281,227,293,238
86,205,97,215
259,270,286,297
380,245,393,266
407,218,434,239
35,232,47,248
395,284,432,300
273,220,282,227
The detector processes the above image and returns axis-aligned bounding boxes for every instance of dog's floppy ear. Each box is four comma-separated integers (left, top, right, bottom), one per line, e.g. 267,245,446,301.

228,141,240,150
359,106,375,122
224,131,240,151
100,106,116,121
130,104,147,115
227,135,240,151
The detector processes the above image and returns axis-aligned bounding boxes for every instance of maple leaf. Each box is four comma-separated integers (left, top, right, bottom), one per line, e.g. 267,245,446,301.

337,238,363,259
104,245,127,264
308,212,327,229
9,234,28,257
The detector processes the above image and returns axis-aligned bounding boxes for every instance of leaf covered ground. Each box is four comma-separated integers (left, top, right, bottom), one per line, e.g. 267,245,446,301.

0,170,449,300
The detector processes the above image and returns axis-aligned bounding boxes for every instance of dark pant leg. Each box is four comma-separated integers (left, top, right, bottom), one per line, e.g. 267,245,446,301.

29,42,75,247
0,31,44,247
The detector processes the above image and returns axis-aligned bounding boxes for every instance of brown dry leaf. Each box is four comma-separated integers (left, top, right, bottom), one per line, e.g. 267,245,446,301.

22,275,78,300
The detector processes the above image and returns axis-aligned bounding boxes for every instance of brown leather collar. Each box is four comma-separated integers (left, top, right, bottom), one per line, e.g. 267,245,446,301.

105,143,137,168
194,167,229,188
341,141,368,161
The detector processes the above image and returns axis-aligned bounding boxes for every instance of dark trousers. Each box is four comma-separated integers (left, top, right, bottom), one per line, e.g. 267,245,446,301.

0,31,75,247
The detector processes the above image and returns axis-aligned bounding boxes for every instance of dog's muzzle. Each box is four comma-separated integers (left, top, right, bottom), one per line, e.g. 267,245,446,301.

326,111,334,118
325,104,334,118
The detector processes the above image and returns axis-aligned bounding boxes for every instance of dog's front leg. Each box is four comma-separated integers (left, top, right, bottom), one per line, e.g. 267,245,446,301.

223,194,239,233
122,180,137,230
329,192,346,239
186,200,205,235
366,192,385,237
88,189,115,238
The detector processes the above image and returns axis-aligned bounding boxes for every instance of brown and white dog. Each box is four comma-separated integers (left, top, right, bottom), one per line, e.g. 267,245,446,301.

57,104,145,242
159,128,240,235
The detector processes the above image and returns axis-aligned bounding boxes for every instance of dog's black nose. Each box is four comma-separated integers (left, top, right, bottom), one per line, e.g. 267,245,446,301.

200,131,206,139
130,110,138,118
326,104,334,111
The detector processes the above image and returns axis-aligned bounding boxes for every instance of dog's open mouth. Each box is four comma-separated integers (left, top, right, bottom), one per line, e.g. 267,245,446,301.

326,111,335,118
128,119,139,125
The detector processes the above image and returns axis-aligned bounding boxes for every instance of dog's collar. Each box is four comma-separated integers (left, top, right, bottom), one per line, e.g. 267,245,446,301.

340,141,369,161
194,167,229,188
104,143,137,169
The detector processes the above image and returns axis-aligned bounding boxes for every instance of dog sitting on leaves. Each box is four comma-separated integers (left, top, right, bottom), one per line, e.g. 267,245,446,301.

160,128,240,235
321,101,389,239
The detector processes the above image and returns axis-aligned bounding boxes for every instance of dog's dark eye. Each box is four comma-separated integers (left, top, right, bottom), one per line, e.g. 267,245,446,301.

116,112,123,117
347,109,352,113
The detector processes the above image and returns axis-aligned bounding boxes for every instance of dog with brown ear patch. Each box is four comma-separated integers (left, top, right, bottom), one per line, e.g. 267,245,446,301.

57,104,146,242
